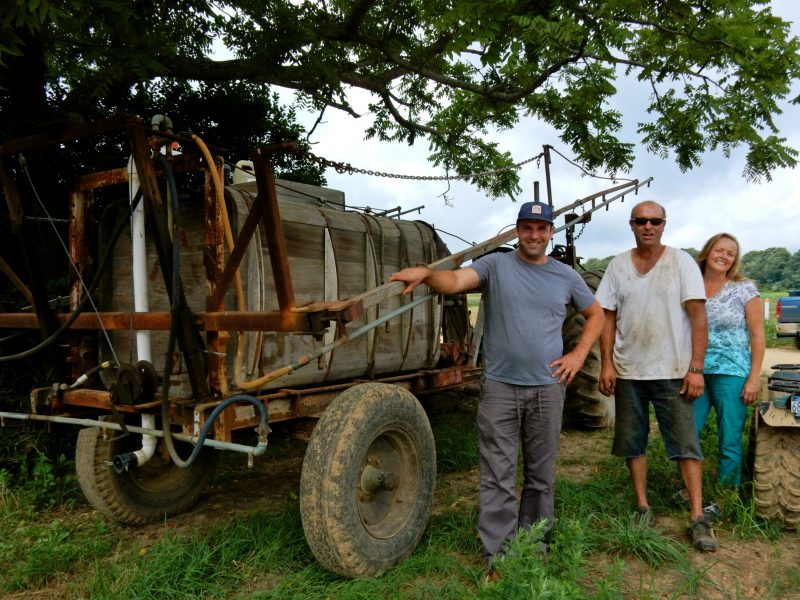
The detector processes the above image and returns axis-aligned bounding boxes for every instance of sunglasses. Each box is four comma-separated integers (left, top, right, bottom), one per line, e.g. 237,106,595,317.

630,217,666,226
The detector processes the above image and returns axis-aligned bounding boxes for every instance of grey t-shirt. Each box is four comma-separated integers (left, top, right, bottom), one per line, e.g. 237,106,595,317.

470,252,596,385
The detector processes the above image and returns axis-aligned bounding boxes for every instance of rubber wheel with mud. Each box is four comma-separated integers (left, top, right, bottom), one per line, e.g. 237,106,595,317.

299,382,436,578
752,414,800,525
561,269,614,428
75,425,215,525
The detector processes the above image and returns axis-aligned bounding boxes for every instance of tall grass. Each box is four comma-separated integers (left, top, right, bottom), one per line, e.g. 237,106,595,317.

0,471,115,593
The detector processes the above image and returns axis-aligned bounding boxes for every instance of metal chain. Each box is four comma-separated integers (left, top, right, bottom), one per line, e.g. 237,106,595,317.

573,203,587,242
295,147,544,181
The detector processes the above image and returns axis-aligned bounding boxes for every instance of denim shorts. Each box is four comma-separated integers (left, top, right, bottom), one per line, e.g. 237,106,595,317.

612,378,703,460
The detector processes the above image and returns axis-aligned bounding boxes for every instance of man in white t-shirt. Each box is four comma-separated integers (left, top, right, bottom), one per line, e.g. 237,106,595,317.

595,200,717,552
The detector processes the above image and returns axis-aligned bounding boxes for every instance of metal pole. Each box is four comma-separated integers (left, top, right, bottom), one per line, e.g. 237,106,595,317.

543,145,553,207
239,293,434,389
0,411,267,457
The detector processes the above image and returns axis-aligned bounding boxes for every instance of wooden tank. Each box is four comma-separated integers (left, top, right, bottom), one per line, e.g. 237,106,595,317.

102,179,445,396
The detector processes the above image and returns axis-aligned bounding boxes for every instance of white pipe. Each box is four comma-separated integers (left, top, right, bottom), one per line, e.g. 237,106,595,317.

129,156,152,361
0,411,267,457
128,156,158,467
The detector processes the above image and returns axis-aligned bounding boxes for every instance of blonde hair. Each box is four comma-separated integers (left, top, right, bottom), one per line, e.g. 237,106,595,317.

696,232,744,281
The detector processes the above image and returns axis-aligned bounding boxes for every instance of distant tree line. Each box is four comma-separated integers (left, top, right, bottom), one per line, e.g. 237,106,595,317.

579,247,800,291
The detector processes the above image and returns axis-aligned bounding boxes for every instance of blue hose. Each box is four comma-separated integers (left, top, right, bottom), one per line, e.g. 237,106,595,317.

113,393,269,472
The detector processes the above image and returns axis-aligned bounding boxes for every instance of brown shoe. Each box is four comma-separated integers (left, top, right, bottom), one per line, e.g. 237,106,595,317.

689,516,718,552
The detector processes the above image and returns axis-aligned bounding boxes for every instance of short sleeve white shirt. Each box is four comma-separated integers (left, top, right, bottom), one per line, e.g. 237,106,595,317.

595,246,705,379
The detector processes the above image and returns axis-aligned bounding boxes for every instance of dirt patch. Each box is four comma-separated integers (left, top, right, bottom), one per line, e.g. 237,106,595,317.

763,347,800,373
127,441,306,551
557,427,611,482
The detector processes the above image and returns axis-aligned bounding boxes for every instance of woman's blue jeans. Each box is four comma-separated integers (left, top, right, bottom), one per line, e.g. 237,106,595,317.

694,374,748,487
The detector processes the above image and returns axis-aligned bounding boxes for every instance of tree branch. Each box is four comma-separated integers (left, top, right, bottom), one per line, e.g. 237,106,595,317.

378,91,453,137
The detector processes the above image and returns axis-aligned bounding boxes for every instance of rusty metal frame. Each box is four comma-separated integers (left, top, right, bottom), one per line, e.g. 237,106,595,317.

49,365,482,443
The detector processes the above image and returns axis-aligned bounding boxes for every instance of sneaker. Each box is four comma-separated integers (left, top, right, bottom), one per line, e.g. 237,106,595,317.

703,503,722,522
689,516,718,552
633,505,652,525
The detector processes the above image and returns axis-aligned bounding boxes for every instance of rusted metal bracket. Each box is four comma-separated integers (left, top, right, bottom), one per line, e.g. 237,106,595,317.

206,183,265,311
0,310,317,332
252,143,297,317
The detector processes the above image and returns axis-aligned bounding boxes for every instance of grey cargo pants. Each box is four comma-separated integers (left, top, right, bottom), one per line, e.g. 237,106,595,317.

476,377,565,561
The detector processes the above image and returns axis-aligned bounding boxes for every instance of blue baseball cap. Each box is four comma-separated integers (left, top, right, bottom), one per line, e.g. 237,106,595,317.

517,201,554,224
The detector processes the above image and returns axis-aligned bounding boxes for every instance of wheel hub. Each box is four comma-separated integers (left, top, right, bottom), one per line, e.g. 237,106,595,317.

360,463,396,494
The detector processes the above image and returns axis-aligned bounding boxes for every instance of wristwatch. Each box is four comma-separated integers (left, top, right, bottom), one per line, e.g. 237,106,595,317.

687,366,703,374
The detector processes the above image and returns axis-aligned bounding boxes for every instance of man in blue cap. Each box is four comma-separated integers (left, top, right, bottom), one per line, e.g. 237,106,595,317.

390,201,604,575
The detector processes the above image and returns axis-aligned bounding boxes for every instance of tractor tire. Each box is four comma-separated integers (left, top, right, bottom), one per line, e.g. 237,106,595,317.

75,425,215,525
562,269,614,428
752,416,800,525
299,382,436,578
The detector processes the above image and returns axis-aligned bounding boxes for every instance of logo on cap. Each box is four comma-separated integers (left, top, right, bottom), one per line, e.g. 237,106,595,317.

517,201,553,223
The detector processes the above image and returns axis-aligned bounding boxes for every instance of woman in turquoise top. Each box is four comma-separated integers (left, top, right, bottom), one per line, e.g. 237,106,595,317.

695,233,765,486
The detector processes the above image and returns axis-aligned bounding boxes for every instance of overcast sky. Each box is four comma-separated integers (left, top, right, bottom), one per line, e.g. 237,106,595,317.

279,0,800,261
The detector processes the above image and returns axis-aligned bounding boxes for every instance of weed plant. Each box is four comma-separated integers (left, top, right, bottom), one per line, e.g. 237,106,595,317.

0,471,115,593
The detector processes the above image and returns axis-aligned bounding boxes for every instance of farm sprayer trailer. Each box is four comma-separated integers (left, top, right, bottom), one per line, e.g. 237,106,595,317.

0,115,651,577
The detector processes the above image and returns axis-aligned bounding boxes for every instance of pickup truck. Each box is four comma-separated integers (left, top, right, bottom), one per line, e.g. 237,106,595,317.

777,290,800,349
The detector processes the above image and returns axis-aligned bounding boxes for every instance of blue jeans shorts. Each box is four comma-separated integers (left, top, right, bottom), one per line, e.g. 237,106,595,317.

612,378,703,460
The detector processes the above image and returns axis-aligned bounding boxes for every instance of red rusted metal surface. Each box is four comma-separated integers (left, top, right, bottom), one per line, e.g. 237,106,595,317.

252,148,296,316
206,181,264,311
68,189,91,310
0,310,318,332
196,368,481,442
425,366,465,389
200,311,316,332
205,155,229,397
60,389,161,413
68,187,97,378
77,155,206,191
78,167,129,190
0,311,173,329
438,342,466,366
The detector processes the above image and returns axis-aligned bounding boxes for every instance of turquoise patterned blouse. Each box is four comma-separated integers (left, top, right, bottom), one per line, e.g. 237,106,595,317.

704,279,760,377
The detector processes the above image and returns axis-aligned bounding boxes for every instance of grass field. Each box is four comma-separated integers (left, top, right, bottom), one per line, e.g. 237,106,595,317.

2,397,799,599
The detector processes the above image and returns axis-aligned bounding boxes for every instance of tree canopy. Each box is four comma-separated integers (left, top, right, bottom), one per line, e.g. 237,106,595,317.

1,0,799,196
